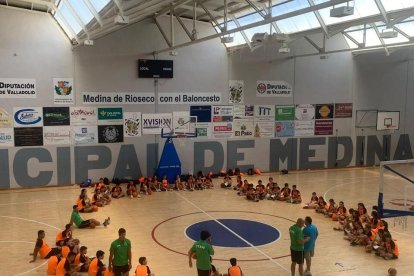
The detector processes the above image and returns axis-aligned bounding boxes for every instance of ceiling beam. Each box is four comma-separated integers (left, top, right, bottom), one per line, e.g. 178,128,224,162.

82,0,103,27
373,0,389,25
371,23,389,56
308,0,328,36
153,0,351,54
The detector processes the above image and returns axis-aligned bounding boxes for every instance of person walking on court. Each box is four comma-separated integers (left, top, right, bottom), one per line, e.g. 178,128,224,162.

303,216,318,276
109,228,132,276
289,218,310,276
188,230,214,276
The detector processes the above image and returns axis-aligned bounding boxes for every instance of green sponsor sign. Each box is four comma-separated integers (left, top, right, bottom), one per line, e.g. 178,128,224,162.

98,107,123,120
275,105,295,121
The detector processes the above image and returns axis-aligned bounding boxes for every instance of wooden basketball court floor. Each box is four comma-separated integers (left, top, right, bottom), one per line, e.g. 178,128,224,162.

0,167,413,276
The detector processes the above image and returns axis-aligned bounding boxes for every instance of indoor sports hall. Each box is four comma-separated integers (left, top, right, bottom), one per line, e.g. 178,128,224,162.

1,1,414,276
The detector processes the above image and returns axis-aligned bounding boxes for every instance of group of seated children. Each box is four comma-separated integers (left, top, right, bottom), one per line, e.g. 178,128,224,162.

226,175,302,204
303,194,399,260
31,227,155,275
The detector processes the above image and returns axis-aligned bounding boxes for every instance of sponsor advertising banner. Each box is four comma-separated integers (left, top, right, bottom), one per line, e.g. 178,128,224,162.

124,112,141,137
0,108,13,128
43,107,70,126
0,78,36,98
255,105,275,122
212,105,233,122
14,127,43,146
43,126,71,145
295,104,315,121
212,122,233,138
158,92,221,104
196,123,211,138
233,119,254,138
142,113,172,134
315,104,334,119
254,122,274,138
98,125,124,143
276,105,295,121
70,107,97,125
173,111,195,134
256,80,292,97
13,107,43,127
294,120,314,136
335,103,353,118
0,128,14,146
82,92,155,105
275,121,295,137
98,107,123,125
53,78,74,104
72,126,97,145
228,80,244,104
315,120,334,135
233,105,254,119
190,105,211,123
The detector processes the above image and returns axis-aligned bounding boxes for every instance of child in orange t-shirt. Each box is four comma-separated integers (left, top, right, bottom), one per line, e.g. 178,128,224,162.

135,256,155,276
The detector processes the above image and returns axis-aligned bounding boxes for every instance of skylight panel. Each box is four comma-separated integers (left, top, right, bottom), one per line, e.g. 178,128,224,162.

58,2,82,34
381,0,414,11
272,0,310,15
90,0,111,12
277,12,321,33
68,0,94,24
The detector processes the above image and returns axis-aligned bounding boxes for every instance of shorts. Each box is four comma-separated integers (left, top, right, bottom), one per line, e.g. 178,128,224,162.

304,250,314,258
290,249,304,264
45,247,61,259
113,264,130,275
197,269,211,276
78,219,91,229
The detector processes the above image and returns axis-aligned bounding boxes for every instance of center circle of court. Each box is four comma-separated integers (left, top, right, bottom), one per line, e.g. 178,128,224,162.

185,219,280,247
151,211,293,261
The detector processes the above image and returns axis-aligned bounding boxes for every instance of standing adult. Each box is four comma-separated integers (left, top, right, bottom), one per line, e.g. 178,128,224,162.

289,218,310,276
109,228,132,276
188,230,214,276
303,216,318,276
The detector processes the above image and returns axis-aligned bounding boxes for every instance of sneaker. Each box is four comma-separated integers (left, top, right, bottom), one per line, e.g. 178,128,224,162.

103,219,109,227
137,194,141,198
130,195,133,199
157,189,161,192
304,271,312,276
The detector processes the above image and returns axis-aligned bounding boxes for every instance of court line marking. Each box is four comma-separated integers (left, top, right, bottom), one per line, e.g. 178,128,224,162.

323,177,378,200
183,218,282,249
0,217,62,275
176,192,290,274
151,211,293,261
0,241,49,276
0,198,74,206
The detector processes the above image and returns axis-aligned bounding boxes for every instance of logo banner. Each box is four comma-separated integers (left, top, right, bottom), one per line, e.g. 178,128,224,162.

212,122,233,138
43,107,70,126
295,120,314,137
0,108,13,127
315,120,334,135
233,119,254,138
0,128,13,146
254,122,274,138
14,127,43,146
228,80,244,104
335,103,353,118
142,113,172,134
255,105,275,122
98,125,124,143
0,78,36,98
295,104,315,121
275,121,295,137
43,126,71,145
72,126,97,145
53,78,74,104
82,92,155,105
196,123,211,138
256,80,292,97
190,105,212,123
315,104,334,119
13,107,43,127
124,112,141,137
70,107,97,126
158,92,221,104
276,105,295,121
98,107,123,125
212,105,233,122
234,105,254,119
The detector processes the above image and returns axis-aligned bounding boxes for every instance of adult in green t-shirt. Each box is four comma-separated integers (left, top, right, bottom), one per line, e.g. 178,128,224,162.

109,228,132,276
289,218,310,276
188,230,214,276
